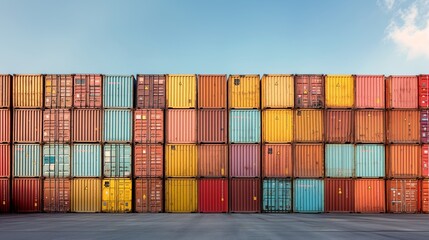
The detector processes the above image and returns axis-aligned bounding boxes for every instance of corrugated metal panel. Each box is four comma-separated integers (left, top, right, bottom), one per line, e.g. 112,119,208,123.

134,144,163,178
13,144,41,177
198,179,228,213
0,75,11,108
294,109,324,142
423,180,429,213
165,144,197,177
355,144,385,178
166,74,196,108
262,144,292,178
104,109,132,142
262,179,292,213
72,144,101,177
325,75,354,108
386,75,418,109
355,110,385,143
0,178,10,213
293,179,324,213
261,74,294,109
230,178,261,213
198,109,227,143
13,109,42,143
294,144,324,178
387,144,421,178
12,178,41,213
229,144,260,178
230,110,261,143
43,179,71,212
43,144,70,178
73,74,102,108
71,178,101,213
0,144,10,177
386,179,420,213
419,74,429,108
325,179,354,212
103,75,133,108
325,110,353,143
387,110,420,143
423,145,429,178
421,110,429,143
45,74,73,108
43,109,71,142
262,109,293,143
294,74,324,108
355,75,385,109
198,144,228,178
198,74,227,109
166,109,197,143
0,110,10,143
325,144,354,178
102,178,132,213
354,179,385,213
73,109,102,142
165,178,197,213
228,75,260,109
134,109,164,143
13,74,43,108
136,74,166,109
135,178,163,213
103,144,132,178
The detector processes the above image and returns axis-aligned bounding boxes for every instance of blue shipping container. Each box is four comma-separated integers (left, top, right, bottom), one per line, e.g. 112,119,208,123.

325,144,354,177
43,144,70,177
263,179,292,212
13,144,41,177
293,179,324,213
72,144,101,177
103,75,134,108
104,109,132,142
355,144,385,178
229,110,261,143
104,144,132,177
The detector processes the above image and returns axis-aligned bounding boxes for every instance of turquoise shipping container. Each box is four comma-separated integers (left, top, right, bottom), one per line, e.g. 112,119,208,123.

104,109,132,142
103,75,134,108
43,144,70,178
104,144,132,177
355,144,385,178
72,144,101,177
13,144,41,177
229,110,261,143
325,144,354,178
263,179,292,213
293,179,324,213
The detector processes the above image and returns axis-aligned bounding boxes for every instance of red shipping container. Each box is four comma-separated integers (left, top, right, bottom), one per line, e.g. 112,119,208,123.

43,179,70,212
0,109,10,143
73,109,102,142
294,144,324,178
134,144,163,178
0,144,10,177
422,180,429,213
43,109,71,142
136,75,166,109
423,145,429,178
418,75,429,108
262,144,292,178
13,178,41,213
198,109,227,143
0,178,10,213
0,75,11,108
13,109,42,143
45,74,73,108
198,179,228,213
229,144,260,178
325,110,353,143
294,75,324,108
230,178,261,213
355,75,385,109
421,110,429,143
198,75,227,109
198,144,228,178
166,109,197,143
135,178,163,213
386,75,418,109
134,109,164,143
354,179,385,213
387,110,420,143
73,74,102,108
386,179,420,213
325,179,354,213
387,144,421,178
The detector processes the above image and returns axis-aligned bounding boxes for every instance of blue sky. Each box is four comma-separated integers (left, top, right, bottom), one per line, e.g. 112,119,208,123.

0,0,428,74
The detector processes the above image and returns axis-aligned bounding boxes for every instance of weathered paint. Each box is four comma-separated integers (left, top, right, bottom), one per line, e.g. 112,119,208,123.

325,144,354,178
44,74,73,108
198,144,228,178
136,74,166,109
294,144,324,178
13,144,41,177
355,144,385,178
72,144,101,177
262,144,292,178
103,144,132,178
135,178,163,213
102,178,132,213
354,110,385,143
229,144,260,178
13,74,43,108
263,179,292,213
43,144,70,178
43,179,71,213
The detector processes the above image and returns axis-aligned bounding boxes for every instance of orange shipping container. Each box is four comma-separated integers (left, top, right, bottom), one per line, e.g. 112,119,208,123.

13,109,42,143
198,144,228,177
0,75,11,108
45,75,73,108
422,180,429,213
43,109,71,142
294,110,324,142
387,144,421,178
262,144,292,178
325,110,353,143
0,110,10,143
73,109,102,142
293,144,324,178
134,109,164,143
166,109,197,143
386,179,420,213
135,178,163,213
134,144,163,178
386,76,418,109
354,179,385,213
13,74,43,108
354,110,385,143
198,109,227,143
387,110,420,143
198,75,227,109
355,75,385,109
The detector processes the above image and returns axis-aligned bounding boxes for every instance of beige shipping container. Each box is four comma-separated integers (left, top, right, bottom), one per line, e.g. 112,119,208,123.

325,75,354,108
71,178,101,213
166,74,196,108
262,109,293,143
261,74,294,109
165,178,198,213
228,75,260,109
13,74,43,108
0,75,11,108
294,109,324,142
165,144,197,177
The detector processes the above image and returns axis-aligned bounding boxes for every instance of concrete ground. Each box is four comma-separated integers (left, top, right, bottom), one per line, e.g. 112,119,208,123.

0,214,428,240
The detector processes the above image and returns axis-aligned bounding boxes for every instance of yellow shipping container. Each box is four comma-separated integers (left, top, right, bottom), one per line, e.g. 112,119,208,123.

102,178,132,213
165,144,197,177
228,75,260,109
13,74,43,108
261,74,294,109
167,74,196,108
325,75,354,108
165,178,197,213
71,178,101,213
262,109,293,143
294,109,324,142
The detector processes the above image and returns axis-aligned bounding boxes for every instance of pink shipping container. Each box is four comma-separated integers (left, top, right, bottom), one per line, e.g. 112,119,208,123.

73,109,102,142
43,109,71,142
134,109,164,143
230,178,261,213
166,109,197,143
386,76,418,109
134,144,163,178
230,144,260,178
12,178,41,213
198,109,227,143
0,75,11,108
418,75,429,108
422,145,429,178
0,178,9,213
355,75,385,109
0,109,10,143
262,144,292,178
0,144,10,177
73,74,102,108
387,144,421,178
13,109,42,143
198,144,228,178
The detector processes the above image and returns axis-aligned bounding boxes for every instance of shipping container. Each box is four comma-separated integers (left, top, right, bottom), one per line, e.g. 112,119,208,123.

386,179,420,213
198,144,228,178
228,75,260,109
294,74,324,108
262,144,292,178
354,110,385,143
165,144,197,177
73,74,102,108
387,110,420,143
43,109,71,142
294,144,324,178
0,178,10,213
43,179,70,212
423,145,429,178
12,178,41,213
325,144,354,178
421,110,429,143
354,179,385,213
355,144,385,178
71,178,101,213
325,179,354,212
294,109,324,142
293,179,324,213
230,178,261,213
102,178,132,213
134,109,164,143
355,75,385,109
134,144,163,178
104,144,132,178
422,179,429,213
386,75,418,109
13,109,42,143
44,74,73,108
325,110,353,143
198,179,228,213
261,74,294,109
0,75,11,108
198,74,227,109
13,144,41,177
103,75,133,108
198,109,227,143
419,74,429,108
325,75,354,108
13,74,43,108
136,74,166,109
0,144,10,177
0,109,10,142
104,109,132,142
230,110,261,143
135,178,163,213
166,109,197,143
387,144,421,178
72,144,101,177
262,179,292,213
166,74,196,108
230,144,260,178
43,144,70,178
73,109,102,142
262,109,292,143
165,178,197,213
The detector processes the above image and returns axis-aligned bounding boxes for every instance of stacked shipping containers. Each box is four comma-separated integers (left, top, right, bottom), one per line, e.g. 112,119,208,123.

420,74,429,213
0,75,11,213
